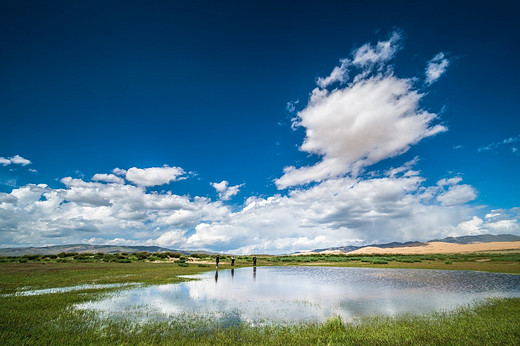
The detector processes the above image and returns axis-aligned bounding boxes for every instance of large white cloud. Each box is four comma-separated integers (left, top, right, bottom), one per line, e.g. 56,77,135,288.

275,34,446,189
276,75,446,188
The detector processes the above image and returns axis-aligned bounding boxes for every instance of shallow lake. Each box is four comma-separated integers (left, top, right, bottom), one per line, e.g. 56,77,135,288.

76,266,520,325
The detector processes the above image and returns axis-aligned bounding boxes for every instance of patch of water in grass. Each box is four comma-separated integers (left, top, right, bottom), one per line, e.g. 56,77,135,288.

2,282,140,296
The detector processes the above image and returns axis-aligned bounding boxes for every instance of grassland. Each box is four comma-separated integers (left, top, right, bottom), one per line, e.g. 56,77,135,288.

1,252,520,345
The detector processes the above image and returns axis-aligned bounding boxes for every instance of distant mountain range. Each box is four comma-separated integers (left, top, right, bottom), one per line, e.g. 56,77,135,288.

1,234,519,256
304,234,520,254
0,244,186,257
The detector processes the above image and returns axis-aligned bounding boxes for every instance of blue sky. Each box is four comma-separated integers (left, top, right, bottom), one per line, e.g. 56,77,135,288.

1,1,519,253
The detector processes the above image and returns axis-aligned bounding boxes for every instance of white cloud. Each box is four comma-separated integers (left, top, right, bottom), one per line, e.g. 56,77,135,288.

0,155,32,166
112,168,127,176
352,31,401,68
449,209,520,236
154,229,187,247
211,180,244,200
286,100,299,113
92,173,125,184
437,177,463,186
478,134,520,152
276,32,447,189
125,165,185,187
425,52,449,85
317,58,350,88
451,216,484,236
437,184,477,206
277,74,446,188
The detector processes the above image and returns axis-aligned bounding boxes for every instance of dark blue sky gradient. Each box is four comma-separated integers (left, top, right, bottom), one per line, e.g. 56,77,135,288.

1,0,519,208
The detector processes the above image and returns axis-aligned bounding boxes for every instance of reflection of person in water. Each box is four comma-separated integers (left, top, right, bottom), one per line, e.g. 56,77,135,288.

231,268,234,279
215,270,218,283
252,256,257,267
253,266,256,281
231,256,235,267
215,255,219,269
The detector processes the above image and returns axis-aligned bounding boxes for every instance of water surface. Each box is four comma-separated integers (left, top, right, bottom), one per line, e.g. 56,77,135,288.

76,266,520,325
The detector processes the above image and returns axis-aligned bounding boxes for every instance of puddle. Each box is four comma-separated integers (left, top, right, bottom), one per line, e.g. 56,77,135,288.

4,283,140,297
74,266,520,325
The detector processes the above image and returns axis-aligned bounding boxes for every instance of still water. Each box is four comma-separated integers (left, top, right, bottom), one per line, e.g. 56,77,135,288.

76,266,520,325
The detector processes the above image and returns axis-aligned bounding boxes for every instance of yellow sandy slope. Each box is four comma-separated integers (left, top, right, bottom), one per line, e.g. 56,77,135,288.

348,241,520,255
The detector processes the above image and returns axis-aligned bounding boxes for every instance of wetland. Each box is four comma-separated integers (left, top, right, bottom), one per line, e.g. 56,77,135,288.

1,252,520,344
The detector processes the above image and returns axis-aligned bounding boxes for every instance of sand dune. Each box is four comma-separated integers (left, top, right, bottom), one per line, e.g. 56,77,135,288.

348,241,520,255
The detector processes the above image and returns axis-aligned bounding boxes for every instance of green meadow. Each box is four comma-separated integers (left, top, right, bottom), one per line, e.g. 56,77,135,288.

1,252,520,345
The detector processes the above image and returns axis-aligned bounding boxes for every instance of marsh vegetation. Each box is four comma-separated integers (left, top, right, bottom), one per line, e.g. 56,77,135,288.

1,252,520,344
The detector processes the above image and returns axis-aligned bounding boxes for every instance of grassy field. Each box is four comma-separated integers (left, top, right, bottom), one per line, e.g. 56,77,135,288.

2,251,520,274
1,253,520,345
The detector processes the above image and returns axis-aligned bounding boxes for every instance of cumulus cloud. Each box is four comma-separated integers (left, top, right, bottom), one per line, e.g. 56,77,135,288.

125,165,185,187
112,168,127,176
0,170,230,248
425,52,449,85
448,209,520,237
92,173,125,184
186,172,483,253
431,176,477,206
0,155,32,166
437,184,477,206
211,180,244,200
276,74,446,188
0,163,517,253
276,32,446,189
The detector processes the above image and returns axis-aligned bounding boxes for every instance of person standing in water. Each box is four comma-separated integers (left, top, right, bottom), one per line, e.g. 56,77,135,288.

252,255,257,267
231,256,235,267
215,255,219,269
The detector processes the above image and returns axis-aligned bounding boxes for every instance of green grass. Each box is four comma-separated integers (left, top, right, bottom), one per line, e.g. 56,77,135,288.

1,286,519,344
1,255,520,344
3,251,520,274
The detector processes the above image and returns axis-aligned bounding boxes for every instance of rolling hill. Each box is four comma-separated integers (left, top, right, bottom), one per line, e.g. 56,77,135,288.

0,244,184,257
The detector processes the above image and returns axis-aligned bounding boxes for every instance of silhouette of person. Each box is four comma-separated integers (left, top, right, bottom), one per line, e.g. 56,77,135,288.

231,256,235,267
252,255,257,267
216,255,219,269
